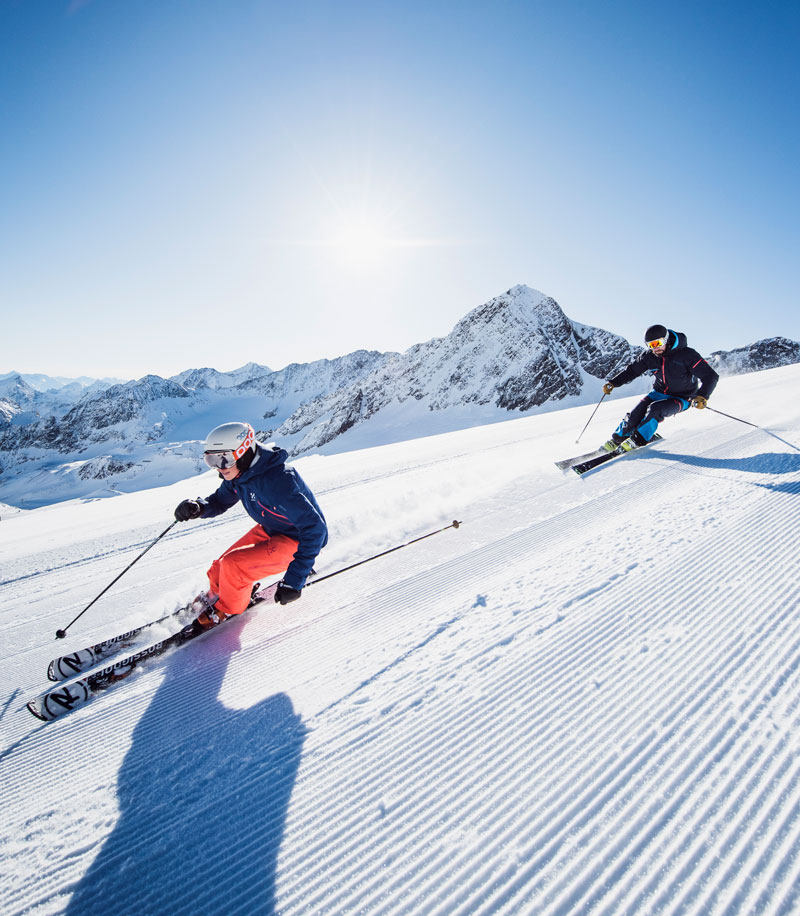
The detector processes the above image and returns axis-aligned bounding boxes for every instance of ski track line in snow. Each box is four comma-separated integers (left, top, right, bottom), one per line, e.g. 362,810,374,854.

316,426,557,496
283,628,799,904
3,422,800,914
21,520,796,916
272,494,796,916
0,429,608,653
490,603,800,915
0,425,543,590
3,520,796,912
0,511,239,589
258,434,800,908
3,628,796,916
0,458,788,696
0,420,757,654
2,427,793,756
87,466,800,900
0,429,548,649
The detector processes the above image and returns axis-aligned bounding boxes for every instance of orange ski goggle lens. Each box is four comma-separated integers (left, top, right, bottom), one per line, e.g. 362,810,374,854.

646,337,667,350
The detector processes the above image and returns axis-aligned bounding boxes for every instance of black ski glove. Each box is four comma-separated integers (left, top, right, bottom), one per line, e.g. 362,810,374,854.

275,582,302,605
175,499,203,522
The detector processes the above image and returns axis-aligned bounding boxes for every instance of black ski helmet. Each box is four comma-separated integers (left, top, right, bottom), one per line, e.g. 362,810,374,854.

644,324,668,344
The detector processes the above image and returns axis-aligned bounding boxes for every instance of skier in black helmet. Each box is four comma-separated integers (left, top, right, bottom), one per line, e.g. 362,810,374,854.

601,324,719,452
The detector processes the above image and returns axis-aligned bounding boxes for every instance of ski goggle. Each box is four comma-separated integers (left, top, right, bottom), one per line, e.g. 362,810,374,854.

646,336,668,350
203,450,238,470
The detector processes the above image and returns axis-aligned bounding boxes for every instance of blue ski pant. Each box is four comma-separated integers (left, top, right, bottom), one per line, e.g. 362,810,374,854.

615,391,690,442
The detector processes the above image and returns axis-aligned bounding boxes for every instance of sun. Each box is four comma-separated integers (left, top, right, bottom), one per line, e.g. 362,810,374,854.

291,199,448,269
331,217,392,268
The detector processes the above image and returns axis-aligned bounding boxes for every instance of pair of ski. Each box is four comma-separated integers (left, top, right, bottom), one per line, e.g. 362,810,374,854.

26,586,276,722
556,433,663,476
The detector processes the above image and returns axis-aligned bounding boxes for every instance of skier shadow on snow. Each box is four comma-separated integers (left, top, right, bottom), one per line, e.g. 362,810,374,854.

66,615,306,916
657,450,800,492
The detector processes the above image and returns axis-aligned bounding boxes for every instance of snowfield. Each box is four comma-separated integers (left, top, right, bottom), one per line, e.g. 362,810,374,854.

2,363,800,915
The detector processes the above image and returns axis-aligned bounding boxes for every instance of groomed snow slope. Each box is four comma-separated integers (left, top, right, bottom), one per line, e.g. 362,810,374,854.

2,363,800,916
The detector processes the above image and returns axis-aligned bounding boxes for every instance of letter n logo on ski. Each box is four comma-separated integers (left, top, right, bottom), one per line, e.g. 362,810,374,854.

61,652,90,676
41,682,91,720
49,648,96,681
64,654,83,673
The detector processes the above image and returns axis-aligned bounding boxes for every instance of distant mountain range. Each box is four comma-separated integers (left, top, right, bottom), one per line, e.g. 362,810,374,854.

0,370,125,392
2,285,798,508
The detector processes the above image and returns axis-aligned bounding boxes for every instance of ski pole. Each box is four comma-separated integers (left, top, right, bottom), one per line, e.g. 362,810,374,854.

576,393,606,444
706,406,799,452
55,521,178,639
575,355,630,445
705,406,761,429
308,520,462,587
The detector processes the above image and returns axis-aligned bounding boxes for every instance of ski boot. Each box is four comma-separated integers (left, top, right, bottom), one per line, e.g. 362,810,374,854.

93,660,138,688
181,593,227,639
601,434,625,453
620,431,648,452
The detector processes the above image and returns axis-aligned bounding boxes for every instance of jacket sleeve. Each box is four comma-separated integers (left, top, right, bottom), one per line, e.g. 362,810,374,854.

686,351,719,399
278,477,328,591
609,354,649,388
200,479,240,518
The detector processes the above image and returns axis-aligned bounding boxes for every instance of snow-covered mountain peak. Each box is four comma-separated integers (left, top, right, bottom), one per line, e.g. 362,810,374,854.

447,285,559,340
2,285,798,508
170,362,271,390
0,373,38,405
708,336,800,376
233,360,271,377
98,375,190,404
275,287,637,453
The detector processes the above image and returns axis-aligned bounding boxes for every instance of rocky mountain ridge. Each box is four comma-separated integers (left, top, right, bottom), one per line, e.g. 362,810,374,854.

170,362,272,391
270,286,638,452
708,337,800,376
2,285,798,507
0,371,125,429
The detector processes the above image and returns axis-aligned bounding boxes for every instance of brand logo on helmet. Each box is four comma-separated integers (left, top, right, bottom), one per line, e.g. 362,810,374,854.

232,425,255,460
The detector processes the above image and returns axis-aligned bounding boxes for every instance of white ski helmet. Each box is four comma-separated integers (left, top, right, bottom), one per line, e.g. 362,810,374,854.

203,421,257,471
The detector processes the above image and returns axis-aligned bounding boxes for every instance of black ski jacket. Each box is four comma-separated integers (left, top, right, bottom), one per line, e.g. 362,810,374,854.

610,330,719,400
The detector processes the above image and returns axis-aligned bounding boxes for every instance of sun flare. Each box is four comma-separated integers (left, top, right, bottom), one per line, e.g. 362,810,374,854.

332,217,392,267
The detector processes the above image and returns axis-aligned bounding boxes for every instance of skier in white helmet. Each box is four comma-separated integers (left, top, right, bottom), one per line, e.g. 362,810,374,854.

174,422,328,629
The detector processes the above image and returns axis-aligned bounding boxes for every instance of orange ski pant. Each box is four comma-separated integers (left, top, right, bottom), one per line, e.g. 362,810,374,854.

207,525,299,617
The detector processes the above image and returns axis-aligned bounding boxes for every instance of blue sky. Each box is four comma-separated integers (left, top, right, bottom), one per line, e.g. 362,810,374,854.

1,0,798,379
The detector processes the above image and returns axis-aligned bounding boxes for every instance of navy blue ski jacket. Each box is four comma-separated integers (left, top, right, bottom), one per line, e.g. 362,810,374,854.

200,445,328,591
610,330,719,400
